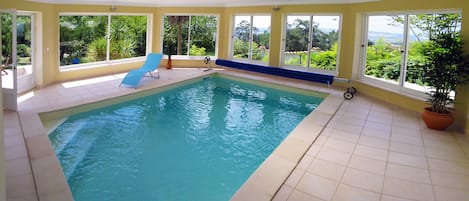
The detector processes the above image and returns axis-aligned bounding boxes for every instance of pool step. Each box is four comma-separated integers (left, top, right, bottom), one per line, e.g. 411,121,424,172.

57,124,102,179
50,120,86,155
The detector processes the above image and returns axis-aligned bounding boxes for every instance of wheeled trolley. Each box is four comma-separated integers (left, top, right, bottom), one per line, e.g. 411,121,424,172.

332,77,357,100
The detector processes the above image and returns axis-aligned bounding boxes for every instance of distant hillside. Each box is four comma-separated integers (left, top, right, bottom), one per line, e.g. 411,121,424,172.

368,31,428,44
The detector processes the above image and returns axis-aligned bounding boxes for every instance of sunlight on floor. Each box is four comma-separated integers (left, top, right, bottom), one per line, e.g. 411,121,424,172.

17,90,35,103
61,75,120,88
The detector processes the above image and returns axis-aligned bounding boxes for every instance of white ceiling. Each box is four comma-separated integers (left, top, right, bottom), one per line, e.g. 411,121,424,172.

27,0,380,7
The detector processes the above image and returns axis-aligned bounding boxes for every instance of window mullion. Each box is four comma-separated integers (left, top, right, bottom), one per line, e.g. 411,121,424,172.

307,16,314,68
360,15,370,80
248,16,254,61
106,15,111,61
187,16,191,56
400,15,410,87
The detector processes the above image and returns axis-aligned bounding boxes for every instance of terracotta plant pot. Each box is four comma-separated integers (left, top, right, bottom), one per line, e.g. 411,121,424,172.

167,55,172,70
421,107,454,130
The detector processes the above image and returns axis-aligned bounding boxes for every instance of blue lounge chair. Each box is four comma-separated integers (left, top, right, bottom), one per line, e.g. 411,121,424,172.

120,53,163,88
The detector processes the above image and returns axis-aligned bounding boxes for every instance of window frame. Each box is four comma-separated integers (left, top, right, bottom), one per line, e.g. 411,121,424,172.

160,13,220,60
359,10,462,98
58,12,152,71
281,13,342,76
229,14,272,64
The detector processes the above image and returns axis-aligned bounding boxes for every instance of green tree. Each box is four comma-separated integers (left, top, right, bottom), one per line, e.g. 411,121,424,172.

168,16,189,55
285,18,309,51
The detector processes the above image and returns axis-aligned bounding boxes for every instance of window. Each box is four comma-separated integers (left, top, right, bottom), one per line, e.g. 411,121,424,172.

162,15,218,57
283,15,341,73
231,15,271,62
362,12,462,95
59,14,148,68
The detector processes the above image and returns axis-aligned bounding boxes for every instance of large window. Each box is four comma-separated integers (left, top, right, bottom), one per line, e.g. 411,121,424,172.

283,15,341,72
162,15,218,57
362,12,462,95
231,15,271,63
59,14,148,68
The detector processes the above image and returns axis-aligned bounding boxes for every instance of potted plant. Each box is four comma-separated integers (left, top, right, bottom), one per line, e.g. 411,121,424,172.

420,32,469,130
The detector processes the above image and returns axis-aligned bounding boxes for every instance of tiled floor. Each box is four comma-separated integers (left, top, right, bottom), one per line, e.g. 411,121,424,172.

3,68,469,201
273,96,469,201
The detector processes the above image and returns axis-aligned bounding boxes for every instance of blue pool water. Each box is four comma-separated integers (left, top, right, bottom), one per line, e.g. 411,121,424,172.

49,76,323,201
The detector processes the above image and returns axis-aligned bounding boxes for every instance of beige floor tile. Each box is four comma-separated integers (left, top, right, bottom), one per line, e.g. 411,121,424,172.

391,126,421,137
364,121,392,132
306,144,322,157
390,135,423,146
4,144,28,161
6,157,32,177
4,134,25,147
287,190,324,201
272,185,294,201
424,137,459,151
336,115,366,126
366,113,393,124
389,141,425,156
334,123,363,135
354,144,388,161
433,186,469,201
323,138,356,153
332,184,380,201
392,119,421,130
285,169,305,187
341,111,369,121
348,154,386,175
317,147,352,166
361,127,391,140
39,189,74,201
430,171,469,189
388,152,428,169
427,158,469,175
425,147,468,163
30,155,70,198
341,168,384,192
382,177,434,201
296,155,314,171
380,195,416,201
25,134,56,160
296,172,339,201
358,135,390,150
320,127,334,136
328,130,360,143
315,135,329,146
6,174,37,198
307,158,346,181
7,193,39,201
385,163,431,184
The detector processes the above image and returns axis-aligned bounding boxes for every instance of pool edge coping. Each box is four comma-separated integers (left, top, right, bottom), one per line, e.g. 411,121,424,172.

20,69,346,201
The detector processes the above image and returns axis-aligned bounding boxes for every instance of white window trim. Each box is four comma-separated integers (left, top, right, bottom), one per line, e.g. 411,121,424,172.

230,14,272,64
58,12,153,71
160,13,220,59
359,10,462,99
280,13,342,76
